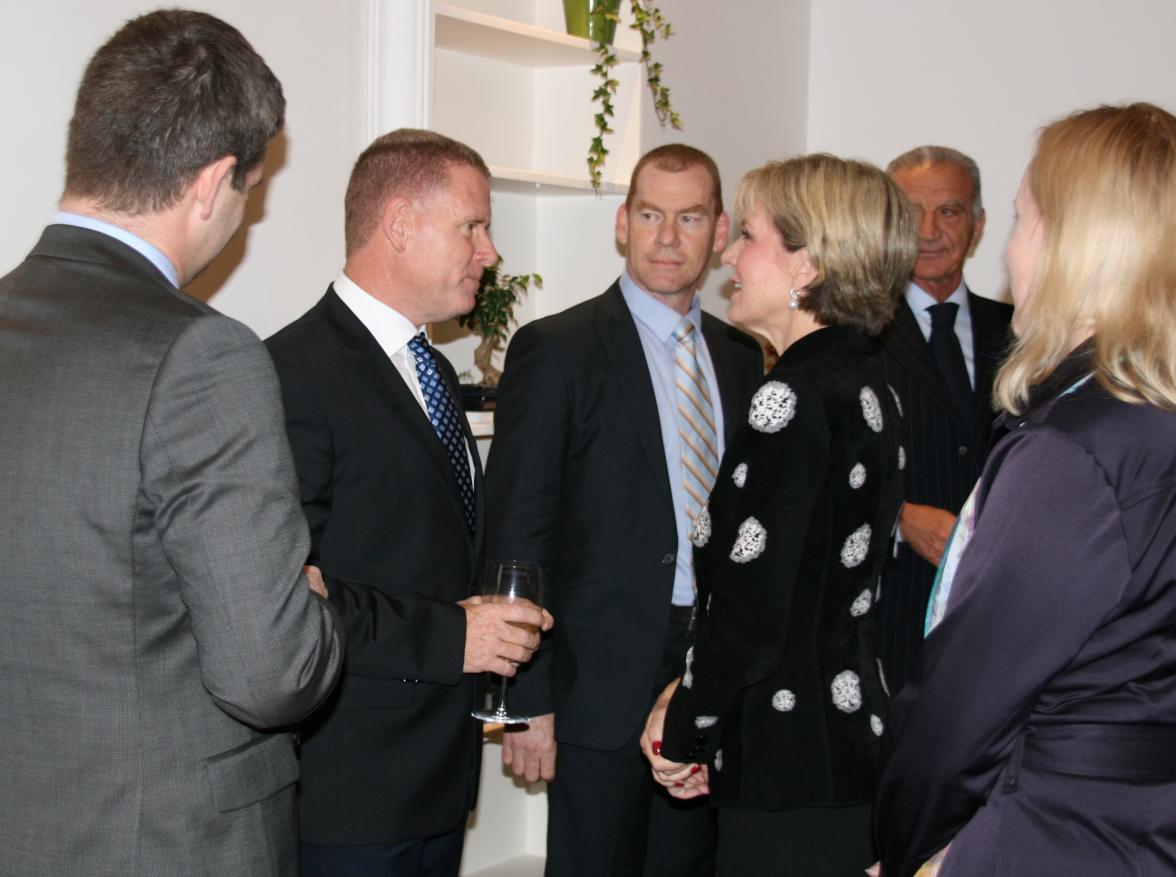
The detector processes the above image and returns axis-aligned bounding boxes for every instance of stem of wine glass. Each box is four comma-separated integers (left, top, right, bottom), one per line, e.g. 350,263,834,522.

496,674,510,714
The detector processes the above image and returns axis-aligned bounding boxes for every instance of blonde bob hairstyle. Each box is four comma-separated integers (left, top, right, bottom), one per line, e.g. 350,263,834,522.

995,102,1176,414
734,154,916,336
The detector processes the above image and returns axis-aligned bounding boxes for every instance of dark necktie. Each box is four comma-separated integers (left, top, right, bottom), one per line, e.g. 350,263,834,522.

927,302,974,434
407,333,476,532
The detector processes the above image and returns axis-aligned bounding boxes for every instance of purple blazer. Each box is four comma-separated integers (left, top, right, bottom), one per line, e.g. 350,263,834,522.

877,346,1176,876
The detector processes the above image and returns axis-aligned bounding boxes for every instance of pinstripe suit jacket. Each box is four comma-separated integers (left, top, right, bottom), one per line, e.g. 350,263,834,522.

877,291,1013,694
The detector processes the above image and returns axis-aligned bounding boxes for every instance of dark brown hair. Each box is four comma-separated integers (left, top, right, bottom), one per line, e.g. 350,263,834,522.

65,10,284,213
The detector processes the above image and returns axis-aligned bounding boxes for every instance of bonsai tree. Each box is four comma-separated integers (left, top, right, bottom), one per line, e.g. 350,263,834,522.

457,261,541,387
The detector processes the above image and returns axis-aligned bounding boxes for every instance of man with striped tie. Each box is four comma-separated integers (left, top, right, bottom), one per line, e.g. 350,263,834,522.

485,145,763,877
266,129,549,877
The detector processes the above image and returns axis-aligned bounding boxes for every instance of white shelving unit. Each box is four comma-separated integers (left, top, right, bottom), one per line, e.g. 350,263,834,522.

416,4,646,873
425,0,641,392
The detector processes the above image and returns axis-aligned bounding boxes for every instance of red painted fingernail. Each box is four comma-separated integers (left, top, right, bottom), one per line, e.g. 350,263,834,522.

674,781,684,787
690,764,701,774
652,741,662,756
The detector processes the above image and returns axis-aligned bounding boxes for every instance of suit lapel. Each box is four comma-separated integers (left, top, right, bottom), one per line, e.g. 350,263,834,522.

701,315,744,445
884,299,969,431
594,285,673,497
318,289,477,545
967,290,1011,429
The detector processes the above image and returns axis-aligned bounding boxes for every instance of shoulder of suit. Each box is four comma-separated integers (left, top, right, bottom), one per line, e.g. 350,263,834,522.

967,289,1015,320
700,310,760,354
513,287,621,342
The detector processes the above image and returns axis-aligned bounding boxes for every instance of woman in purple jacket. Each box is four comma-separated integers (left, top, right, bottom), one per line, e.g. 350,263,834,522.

876,102,1176,876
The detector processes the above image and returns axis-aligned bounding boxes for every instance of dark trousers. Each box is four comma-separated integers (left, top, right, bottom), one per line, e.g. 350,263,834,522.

300,821,465,877
716,803,874,877
878,545,936,696
544,616,716,877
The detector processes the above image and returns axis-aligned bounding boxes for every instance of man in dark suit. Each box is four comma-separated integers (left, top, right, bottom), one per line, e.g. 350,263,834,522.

485,145,763,876
267,129,549,877
877,146,1014,696
0,11,344,875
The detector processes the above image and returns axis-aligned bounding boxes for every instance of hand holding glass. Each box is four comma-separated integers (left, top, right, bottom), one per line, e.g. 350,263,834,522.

472,559,543,724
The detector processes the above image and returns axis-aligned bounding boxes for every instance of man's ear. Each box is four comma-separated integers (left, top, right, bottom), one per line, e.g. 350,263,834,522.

968,208,986,257
713,211,731,252
382,197,413,254
615,202,630,247
192,155,238,221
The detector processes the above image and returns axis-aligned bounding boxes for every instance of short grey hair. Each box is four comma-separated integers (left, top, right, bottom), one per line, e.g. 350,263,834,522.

887,145,983,220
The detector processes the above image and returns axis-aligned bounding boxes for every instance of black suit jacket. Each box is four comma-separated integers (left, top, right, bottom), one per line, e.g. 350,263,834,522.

877,290,1013,694
267,287,483,844
484,283,763,751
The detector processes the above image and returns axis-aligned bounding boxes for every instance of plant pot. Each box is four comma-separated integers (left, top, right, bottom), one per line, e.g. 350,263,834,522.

562,0,621,45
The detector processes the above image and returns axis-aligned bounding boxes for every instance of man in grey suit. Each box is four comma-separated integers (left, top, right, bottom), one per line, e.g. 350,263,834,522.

0,11,342,875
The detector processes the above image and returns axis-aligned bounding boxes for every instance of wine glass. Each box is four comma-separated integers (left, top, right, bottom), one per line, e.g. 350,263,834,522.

472,559,543,725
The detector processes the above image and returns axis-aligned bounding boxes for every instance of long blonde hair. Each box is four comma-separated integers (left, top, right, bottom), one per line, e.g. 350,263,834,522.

996,103,1176,413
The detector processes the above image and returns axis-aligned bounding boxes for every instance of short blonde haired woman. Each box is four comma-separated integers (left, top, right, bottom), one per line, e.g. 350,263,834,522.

877,102,1176,876
642,154,915,875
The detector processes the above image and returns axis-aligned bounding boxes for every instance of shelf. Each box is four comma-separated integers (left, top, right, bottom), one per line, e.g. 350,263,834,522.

435,3,639,67
490,165,628,197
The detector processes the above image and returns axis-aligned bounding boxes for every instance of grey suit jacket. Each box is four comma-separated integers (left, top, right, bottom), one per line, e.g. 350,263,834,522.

0,226,342,875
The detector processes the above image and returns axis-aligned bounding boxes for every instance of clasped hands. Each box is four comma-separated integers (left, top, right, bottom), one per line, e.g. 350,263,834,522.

639,678,709,800
459,595,553,677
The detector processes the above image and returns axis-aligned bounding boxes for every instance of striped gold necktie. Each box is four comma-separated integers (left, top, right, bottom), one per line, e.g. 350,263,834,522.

673,318,719,524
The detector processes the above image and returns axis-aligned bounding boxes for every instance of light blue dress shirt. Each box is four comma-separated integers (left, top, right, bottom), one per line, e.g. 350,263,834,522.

619,270,726,607
52,211,179,288
904,279,975,386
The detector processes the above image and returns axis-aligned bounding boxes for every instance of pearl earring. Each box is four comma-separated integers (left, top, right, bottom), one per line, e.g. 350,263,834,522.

789,288,800,310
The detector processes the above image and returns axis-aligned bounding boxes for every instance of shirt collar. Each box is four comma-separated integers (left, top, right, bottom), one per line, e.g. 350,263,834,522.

618,268,703,342
333,269,422,357
52,211,179,287
904,278,969,316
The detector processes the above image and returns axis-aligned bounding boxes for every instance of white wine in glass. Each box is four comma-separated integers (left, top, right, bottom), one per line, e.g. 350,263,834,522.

471,559,543,724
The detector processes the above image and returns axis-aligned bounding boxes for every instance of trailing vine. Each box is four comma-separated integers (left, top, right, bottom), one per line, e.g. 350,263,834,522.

588,0,682,192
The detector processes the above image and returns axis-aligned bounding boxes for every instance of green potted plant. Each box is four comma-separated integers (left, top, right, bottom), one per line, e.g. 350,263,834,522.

456,261,541,407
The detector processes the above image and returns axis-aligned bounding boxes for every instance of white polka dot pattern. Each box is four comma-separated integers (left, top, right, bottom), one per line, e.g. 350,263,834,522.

714,749,723,771
682,646,694,689
870,714,884,736
831,670,862,713
898,446,906,470
771,689,797,712
690,506,712,548
695,715,719,729
732,462,748,487
849,589,872,617
730,517,767,563
748,381,797,433
860,386,883,432
889,384,902,417
849,463,866,489
840,523,872,568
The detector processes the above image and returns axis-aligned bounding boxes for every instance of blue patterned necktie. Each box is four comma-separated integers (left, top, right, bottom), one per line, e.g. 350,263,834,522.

407,333,476,532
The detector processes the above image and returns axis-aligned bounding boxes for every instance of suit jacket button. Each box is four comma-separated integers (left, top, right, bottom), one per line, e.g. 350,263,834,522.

958,445,968,456
661,553,675,565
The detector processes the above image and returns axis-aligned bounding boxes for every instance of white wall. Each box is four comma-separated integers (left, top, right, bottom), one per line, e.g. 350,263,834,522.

0,0,370,339
807,0,1176,301
640,0,810,322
